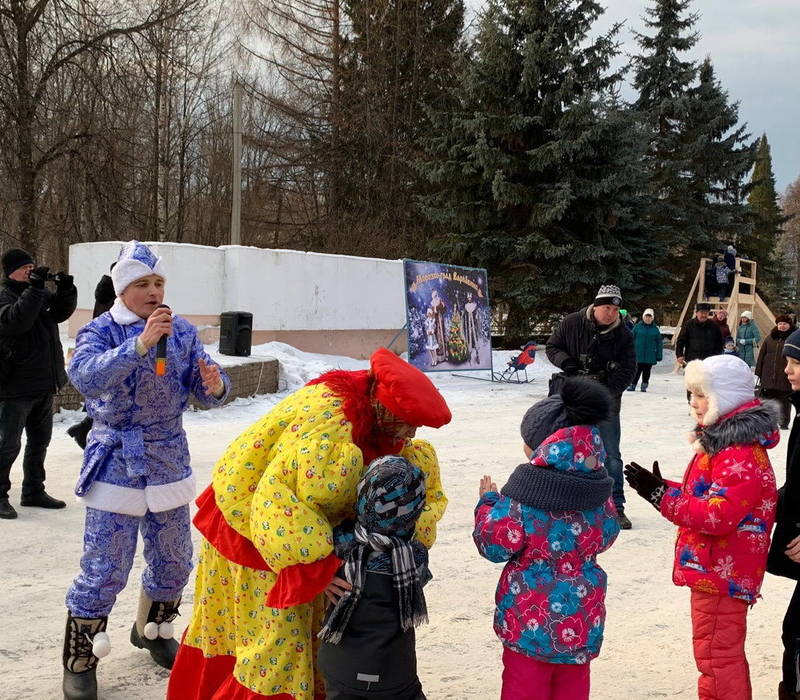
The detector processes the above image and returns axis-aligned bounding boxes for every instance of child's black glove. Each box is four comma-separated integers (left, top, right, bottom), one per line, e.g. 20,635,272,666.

561,357,581,375
624,460,666,510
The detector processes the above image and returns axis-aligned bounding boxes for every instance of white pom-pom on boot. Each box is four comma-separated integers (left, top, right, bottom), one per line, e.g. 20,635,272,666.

91,631,111,659
130,589,181,669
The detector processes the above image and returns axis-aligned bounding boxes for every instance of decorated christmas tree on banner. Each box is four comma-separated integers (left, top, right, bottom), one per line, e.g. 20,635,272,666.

447,310,469,363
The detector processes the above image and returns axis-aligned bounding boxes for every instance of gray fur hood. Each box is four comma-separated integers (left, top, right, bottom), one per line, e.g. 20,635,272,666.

690,400,780,455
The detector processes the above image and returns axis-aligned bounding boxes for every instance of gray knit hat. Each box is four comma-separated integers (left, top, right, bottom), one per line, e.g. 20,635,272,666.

521,377,613,450
520,397,569,451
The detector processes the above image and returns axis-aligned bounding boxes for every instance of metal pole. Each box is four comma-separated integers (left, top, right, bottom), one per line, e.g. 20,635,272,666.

231,79,242,246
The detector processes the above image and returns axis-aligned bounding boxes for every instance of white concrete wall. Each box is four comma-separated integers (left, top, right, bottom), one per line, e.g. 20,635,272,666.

69,241,226,317
69,241,406,331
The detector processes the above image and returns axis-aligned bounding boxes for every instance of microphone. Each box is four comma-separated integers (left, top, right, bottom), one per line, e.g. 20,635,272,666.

155,304,170,377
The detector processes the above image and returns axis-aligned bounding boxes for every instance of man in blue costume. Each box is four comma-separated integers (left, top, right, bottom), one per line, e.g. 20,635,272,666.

61,241,231,700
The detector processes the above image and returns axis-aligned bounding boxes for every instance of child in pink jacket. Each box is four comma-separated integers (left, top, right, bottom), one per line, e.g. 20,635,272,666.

625,354,778,700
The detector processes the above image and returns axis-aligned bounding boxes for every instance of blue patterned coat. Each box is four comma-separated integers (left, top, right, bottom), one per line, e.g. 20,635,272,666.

68,301,230,515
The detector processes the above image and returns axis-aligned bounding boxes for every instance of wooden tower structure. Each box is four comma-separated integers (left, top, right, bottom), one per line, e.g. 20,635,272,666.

673,257,776,342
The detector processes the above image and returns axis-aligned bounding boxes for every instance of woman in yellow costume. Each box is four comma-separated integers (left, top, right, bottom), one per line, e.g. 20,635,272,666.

168,348,451,700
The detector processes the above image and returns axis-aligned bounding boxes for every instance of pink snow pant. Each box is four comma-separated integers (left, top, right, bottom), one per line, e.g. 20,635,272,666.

691,589,751,700
501,647,590,700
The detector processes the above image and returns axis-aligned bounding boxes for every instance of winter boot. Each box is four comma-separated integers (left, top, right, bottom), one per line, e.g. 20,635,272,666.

616,508,632,530
641,383,648,392
130,590,180,669
67,416,93,450
626,384,635,392
62,612,110,700
0,498,17,519
779,681,800,700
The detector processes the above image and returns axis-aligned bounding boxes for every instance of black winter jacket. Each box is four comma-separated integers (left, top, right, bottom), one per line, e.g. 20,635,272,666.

675,318,723,362
318,571,423,698
0,278,77,399
545,306,636,400
92,274,115,318
768,393,800,580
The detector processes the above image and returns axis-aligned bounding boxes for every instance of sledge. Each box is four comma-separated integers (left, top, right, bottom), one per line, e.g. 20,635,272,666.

491,341,537,383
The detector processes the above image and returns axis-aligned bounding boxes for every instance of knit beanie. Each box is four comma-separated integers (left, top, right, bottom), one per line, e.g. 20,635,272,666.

2,248,34,277
783,329,800,361
595,281,622,307
521,377,612,449
111,240,166,295
356,455,426,538
643,308,655,318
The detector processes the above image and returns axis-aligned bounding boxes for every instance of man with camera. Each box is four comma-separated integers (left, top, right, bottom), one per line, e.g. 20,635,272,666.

546,282,637,528
0,247,77,519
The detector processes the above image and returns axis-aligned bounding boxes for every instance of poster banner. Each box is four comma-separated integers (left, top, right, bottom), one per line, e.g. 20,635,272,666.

403,259,492,372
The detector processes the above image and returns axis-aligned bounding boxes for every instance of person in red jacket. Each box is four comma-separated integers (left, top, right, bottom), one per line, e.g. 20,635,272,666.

625,354,778,700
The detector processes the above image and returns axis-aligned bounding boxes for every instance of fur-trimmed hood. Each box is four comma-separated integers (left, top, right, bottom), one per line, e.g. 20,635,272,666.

689,399,780,455
685,354,755,426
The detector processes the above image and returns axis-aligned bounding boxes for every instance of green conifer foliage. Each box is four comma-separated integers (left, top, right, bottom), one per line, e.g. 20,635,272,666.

745,134,788,301
684,58,754,247
417,0,652,335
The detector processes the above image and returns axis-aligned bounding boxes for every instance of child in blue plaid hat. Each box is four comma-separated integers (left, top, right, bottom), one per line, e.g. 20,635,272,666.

318,454,431,699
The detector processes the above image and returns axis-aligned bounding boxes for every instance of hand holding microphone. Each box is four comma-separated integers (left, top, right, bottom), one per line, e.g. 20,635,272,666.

140,305,172,377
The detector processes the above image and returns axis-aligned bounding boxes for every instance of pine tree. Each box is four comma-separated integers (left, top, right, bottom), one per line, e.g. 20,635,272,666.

447,310,469,362
683,58,754,246
745,134,788,300
417,0,653,335
331,0,465,257
632,0,702,294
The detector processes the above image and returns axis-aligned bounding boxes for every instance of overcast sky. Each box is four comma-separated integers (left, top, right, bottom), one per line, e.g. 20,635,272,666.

466,0,800,192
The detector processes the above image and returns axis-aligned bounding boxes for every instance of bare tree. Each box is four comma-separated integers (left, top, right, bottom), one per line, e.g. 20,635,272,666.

0,0,199,254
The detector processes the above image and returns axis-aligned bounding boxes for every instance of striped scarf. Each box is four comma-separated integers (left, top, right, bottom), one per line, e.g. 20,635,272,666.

318,456,429,644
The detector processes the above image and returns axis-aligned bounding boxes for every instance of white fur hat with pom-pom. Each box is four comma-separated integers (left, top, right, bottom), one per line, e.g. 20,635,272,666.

684,354,755,427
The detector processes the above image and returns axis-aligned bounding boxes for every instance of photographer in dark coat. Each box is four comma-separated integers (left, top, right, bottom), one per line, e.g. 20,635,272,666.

0,248,77,519
545,282,636,529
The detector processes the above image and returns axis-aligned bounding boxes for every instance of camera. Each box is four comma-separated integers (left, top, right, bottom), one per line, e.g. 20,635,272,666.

46,272,58,281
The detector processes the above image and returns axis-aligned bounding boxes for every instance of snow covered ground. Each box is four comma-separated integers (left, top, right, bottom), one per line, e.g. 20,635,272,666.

4,343,794,699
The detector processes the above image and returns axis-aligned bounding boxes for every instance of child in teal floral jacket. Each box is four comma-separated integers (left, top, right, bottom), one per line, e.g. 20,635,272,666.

473,378,620,700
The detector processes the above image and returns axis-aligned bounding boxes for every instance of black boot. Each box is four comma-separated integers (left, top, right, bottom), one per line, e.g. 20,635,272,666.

130,591,180,669
780,681,800,700
21,491,66,508
0,498,17,519
62,612,109,700
67,416,93,450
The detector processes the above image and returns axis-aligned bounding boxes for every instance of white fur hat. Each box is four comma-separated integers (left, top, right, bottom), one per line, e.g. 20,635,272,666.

643,308,654,317
111,241,166,295
684,354,755,426
740,310,753,320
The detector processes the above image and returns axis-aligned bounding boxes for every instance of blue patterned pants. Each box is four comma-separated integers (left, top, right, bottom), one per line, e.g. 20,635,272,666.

66,505,192,618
